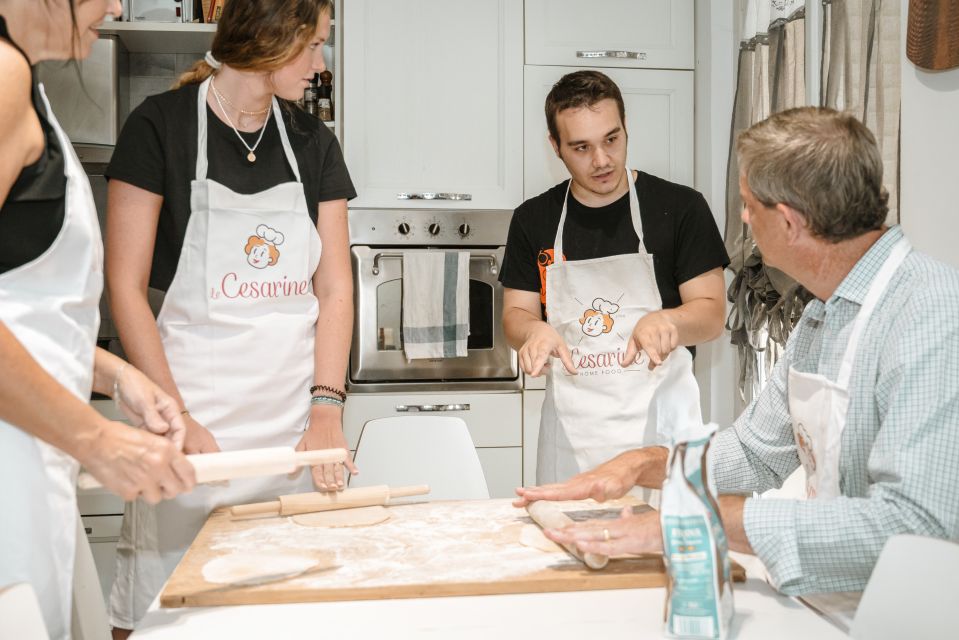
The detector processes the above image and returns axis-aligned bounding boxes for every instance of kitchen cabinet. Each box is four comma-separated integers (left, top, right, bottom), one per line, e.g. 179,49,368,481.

524,0,694,70
523,65,694,199
342,0,523,210
342,392,522,499
522,389,545,487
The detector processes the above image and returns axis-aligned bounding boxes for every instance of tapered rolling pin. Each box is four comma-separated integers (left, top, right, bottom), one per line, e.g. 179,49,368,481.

230,484,431,519
77,446,348,490
526,501,609,570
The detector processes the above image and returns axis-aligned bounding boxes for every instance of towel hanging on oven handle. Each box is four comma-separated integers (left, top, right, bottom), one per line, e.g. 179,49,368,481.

372,252,498,276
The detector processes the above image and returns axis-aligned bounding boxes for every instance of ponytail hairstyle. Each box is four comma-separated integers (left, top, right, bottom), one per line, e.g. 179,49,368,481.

174,0,333,88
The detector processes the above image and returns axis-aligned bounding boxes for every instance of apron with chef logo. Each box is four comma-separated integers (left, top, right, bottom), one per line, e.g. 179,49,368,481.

109,77,321,627
0,84,102,640
788,237,911,499
537,168,702,485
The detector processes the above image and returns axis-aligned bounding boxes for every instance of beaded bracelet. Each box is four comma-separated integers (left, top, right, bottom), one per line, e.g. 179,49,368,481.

309,384,346,402
310,395,345,408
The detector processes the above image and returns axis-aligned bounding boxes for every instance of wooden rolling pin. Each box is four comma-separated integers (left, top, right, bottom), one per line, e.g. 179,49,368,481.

527,501,609,570
77,446,348,490
230,484,431,519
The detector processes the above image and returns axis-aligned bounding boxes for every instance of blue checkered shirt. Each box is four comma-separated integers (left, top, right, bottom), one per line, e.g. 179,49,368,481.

712,226,959,594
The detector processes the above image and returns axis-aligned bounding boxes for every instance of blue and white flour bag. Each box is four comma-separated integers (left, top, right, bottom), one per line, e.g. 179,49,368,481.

661,422,734,639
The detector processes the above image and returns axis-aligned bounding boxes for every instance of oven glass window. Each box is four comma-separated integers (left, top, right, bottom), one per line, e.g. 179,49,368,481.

375,279,494,351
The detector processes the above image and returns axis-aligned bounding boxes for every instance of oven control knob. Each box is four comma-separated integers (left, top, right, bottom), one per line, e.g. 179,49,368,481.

428,223,441,236
457,223,471,238
397,222,411,235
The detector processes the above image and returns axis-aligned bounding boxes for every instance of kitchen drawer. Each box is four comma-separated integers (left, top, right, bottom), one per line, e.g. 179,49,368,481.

81,514,123,541
477,447,523,499
343,392,522,449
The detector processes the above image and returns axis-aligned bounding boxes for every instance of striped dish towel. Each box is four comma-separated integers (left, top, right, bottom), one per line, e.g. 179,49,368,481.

402,250,470,359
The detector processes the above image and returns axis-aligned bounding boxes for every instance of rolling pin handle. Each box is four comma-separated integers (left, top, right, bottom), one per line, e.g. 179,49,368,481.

293,448,349,467
230,500,282,518
387,484,431,500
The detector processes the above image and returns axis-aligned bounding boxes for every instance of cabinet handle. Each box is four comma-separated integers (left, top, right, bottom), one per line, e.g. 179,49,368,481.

396,192,473,201
576,50,647,61
372,253,498,276
395,404,471,412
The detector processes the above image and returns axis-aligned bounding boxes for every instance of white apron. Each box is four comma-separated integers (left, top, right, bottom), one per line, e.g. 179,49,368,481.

0,84,103,640
537,169,702,484
109,78,321,627
788,237,911,499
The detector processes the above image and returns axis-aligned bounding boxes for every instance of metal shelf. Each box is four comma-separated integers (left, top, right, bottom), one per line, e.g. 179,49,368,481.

100,19,336,54
99,22,216,53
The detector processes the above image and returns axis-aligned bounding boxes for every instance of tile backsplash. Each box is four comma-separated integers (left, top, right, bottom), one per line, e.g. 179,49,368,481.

128,52,202,114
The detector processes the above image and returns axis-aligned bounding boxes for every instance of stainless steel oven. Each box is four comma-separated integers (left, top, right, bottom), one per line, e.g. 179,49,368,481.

348,209,519,392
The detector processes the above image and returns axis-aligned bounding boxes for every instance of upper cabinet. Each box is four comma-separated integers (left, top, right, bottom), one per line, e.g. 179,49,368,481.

524,0,694,70
343,0,523,210
523,65,694,199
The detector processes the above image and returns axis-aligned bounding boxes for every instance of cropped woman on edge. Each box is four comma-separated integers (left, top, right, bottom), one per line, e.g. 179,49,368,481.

0,2,194,638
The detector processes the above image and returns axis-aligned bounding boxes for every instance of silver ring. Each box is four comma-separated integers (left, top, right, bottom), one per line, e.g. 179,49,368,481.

603,528,610,542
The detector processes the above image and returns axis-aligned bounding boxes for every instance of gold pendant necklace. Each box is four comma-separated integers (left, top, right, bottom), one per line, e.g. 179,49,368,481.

211,79,271,163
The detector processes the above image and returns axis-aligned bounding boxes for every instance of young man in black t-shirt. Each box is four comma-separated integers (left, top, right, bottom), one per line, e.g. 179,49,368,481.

500,70,729,484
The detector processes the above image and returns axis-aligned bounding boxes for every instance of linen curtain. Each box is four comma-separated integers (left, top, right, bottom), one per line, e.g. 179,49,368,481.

724,0,900,405
725,0,810,404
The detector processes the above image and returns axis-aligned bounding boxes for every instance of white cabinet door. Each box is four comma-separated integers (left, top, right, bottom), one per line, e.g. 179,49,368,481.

524,0,694,70
523,65,694,200
522,389,545,487
343,0,523,210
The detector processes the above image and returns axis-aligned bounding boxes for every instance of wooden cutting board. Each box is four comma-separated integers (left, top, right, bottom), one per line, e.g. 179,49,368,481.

161,498,744,608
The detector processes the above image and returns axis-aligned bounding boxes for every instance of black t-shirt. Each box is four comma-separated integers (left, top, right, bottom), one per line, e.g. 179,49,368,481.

107,83,356,292
500,170,729,317
0,17,67,275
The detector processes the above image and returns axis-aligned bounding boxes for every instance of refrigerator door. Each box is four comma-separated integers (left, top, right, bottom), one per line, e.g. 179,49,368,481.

36,36,128,146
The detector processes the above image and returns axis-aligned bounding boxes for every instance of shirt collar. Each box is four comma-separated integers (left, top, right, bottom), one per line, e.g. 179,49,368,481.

830,225,905,306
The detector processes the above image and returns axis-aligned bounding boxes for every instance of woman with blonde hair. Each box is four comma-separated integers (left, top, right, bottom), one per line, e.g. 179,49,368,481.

105,0,355,634
0,1,194,638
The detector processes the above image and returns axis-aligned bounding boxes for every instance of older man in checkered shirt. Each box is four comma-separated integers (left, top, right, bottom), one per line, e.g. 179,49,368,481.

514,107,959,596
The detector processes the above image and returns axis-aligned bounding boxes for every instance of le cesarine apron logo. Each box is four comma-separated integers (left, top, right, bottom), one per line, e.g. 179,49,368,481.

210,223,311,300
570,294,650,374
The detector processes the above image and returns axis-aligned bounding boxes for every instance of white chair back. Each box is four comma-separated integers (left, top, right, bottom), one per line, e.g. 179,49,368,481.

851,534,959,639
0,583,50,640
350,416,490,500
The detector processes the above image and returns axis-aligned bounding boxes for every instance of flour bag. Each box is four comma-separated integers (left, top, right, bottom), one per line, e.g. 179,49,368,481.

661,422,734,639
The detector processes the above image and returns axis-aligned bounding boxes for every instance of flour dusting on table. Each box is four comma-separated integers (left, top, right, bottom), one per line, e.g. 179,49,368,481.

205,499,628,588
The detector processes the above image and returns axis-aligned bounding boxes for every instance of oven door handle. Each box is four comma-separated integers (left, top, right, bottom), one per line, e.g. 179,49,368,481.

372,253,498,276
394,404,471,412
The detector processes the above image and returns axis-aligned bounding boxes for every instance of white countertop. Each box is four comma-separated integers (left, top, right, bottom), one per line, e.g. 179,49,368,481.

132,554,848,639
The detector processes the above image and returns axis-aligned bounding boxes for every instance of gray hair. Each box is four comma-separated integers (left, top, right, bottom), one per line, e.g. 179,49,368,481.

736,107,889,242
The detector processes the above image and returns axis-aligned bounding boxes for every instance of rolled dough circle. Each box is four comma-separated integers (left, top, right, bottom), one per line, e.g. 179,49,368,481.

202,552,322,585
292,505,392,528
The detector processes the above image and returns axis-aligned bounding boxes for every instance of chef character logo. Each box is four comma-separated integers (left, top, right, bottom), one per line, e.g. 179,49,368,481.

245,224,284,269
579,298,619,337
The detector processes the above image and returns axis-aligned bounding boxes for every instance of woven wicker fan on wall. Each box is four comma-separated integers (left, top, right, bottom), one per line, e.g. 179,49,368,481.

907,0,959,70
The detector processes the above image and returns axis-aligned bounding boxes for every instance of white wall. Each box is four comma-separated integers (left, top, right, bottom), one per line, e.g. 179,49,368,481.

693,0,738,427
899,0,959,268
